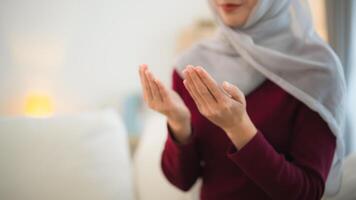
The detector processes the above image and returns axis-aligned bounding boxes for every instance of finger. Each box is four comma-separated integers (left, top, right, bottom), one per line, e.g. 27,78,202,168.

139,64,151,101
154,78,169,102
138,65,147,100
195,66,225,102
185,66,205,105
140,64,154,101
183,79,203,109
222,81,246,105
184,66,208,107
183,68,203,108
188,66,216,105
145,69,163,102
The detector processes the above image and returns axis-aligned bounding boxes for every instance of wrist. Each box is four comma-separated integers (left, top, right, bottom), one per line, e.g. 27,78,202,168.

167,115,192,144
166,109,190,125
224,113,257,149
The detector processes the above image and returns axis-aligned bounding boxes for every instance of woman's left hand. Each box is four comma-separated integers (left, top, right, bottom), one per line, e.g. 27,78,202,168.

182,65,257,149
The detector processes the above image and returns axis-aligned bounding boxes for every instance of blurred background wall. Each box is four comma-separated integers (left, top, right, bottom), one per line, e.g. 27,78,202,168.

0,0,355,149
0,0,210,115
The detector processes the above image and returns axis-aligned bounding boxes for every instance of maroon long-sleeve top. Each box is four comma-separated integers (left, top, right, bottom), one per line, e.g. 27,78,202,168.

161,69,336,200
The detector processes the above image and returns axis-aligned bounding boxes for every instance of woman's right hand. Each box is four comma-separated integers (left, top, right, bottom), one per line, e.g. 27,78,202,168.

139,64,192,144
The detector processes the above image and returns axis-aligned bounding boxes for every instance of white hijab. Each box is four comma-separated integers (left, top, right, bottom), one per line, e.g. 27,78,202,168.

174,0,346,196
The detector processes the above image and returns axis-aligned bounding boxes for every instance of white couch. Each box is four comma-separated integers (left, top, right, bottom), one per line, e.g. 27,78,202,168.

133,113,200,200
0,110,134,200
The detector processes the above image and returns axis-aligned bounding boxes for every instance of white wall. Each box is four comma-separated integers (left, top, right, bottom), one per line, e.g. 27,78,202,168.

0,0,210,115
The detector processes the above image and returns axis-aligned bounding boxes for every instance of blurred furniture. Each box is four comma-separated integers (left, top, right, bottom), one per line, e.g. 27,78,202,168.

133,113,200,200
122,93,145,155
0,110,134,200
175,19,216,54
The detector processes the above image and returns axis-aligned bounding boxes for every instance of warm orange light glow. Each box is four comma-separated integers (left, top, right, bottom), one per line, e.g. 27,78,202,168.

24,93,54,117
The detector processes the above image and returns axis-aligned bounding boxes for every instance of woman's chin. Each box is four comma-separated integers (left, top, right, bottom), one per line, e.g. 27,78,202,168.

222,18,246,28
218,12,248,27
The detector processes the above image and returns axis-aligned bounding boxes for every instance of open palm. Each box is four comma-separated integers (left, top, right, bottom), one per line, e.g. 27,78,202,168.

138,64,190,124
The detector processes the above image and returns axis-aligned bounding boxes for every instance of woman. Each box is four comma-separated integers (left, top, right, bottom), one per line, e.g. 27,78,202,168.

138,0,346,199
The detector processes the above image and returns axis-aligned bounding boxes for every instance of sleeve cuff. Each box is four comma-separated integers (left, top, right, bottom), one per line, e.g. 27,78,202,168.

226,130,271,170
165,122,196,156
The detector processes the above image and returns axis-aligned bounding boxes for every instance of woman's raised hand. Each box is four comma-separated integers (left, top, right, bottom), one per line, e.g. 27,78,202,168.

139,64,192,143
182,65,257,149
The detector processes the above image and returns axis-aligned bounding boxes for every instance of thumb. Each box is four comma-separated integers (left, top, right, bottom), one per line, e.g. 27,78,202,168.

222,81,245,104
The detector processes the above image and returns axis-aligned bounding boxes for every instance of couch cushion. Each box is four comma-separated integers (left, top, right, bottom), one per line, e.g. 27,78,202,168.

133,114,200,200
0,110,134,200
